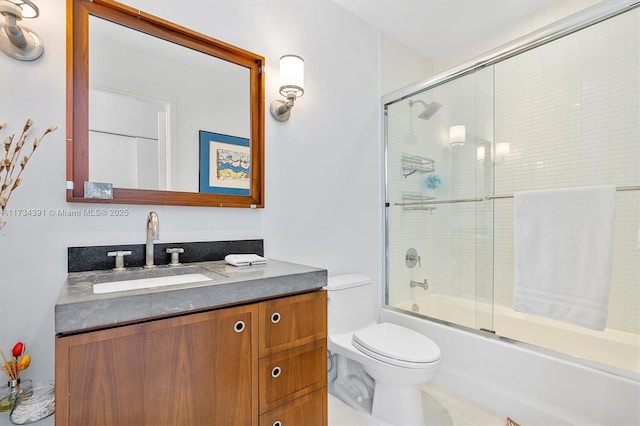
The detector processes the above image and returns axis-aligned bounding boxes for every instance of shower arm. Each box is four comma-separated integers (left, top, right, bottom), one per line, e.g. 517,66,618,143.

408,100,427,109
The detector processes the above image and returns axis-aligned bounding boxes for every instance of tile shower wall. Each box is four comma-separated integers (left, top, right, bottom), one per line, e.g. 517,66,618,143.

492,8,640,334
387,8,639,334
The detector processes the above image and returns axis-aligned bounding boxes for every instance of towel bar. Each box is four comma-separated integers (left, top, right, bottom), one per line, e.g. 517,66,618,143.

392,185,640,207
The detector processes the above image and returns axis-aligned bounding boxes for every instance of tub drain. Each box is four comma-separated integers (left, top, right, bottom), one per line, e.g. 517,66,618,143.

412,303,420,313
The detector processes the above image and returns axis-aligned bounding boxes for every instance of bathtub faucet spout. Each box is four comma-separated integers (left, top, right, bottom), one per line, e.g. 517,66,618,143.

410,279,428,290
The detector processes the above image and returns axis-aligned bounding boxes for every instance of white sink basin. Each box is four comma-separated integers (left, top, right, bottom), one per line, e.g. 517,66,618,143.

93,273,211,294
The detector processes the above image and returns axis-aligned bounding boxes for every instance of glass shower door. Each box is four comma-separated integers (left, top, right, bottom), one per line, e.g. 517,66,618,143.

385,67,495,332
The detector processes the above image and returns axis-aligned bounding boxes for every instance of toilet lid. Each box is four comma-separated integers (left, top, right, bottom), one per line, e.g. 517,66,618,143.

352,323,441,368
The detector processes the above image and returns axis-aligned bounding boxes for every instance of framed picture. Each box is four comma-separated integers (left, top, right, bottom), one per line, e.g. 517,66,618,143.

199,131,251,195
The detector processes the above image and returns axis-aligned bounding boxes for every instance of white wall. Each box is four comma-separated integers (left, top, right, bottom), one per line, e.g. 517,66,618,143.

0,0,393,387
434,0,604,73
379,33,433,96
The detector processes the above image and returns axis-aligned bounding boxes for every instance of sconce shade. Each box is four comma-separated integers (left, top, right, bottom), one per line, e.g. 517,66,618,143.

7,0,38,18
449,125,465,147
0,0,43,61
477,146,485,162
278,54,304,98
271,54,305,122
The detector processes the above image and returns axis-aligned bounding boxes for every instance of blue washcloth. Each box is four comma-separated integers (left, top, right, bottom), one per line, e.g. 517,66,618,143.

426,175,441,189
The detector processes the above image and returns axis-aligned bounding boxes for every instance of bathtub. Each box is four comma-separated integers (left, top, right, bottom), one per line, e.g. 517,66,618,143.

397,293,640,374
383,294,640,426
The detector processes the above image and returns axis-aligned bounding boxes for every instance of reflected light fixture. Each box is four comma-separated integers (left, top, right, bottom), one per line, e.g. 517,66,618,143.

477,146,485,163
270,54,304,122
0,0,42,61
495,142,511,159
449,125,465,147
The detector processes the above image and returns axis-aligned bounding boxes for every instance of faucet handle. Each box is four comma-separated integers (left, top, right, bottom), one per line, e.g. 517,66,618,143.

107,250,132,271
166,248,184,266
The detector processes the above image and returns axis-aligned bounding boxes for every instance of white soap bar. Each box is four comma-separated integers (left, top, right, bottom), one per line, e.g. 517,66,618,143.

225,254,268,266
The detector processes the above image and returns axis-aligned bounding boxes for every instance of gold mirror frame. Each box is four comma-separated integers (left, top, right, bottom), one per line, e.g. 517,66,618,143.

67,0,265,207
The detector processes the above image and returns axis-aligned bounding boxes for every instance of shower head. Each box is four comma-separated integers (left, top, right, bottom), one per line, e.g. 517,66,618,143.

418,102,442,120
409,99,442,120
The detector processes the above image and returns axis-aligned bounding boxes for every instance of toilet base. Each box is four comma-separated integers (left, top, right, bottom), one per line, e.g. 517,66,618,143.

372,381,426,426
328,333,438,425
330,354,374,414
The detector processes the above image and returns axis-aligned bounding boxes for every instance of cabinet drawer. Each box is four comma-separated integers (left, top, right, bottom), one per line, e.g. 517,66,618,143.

259,339,327,413
259,291,327,356
259,387,327,426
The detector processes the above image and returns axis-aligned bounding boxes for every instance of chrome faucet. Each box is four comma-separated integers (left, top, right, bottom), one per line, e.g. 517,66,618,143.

145,211,159,268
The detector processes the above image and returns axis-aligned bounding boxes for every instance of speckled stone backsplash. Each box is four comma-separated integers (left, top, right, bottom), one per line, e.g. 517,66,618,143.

68,239,264,272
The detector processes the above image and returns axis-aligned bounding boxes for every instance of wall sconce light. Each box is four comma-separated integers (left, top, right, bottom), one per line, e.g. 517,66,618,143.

270,54,304,122
477,146,485,163
449,125,465,147
495,142,511,159
0,0,43,61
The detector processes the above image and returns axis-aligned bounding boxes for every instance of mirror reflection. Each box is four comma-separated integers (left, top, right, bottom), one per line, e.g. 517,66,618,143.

88,15,250,192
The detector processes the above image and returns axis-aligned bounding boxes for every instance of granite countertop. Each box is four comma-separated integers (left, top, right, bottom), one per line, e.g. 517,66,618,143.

55,259,327,335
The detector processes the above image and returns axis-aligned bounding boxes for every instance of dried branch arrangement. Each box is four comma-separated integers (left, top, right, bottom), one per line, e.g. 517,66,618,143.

0,119,57,229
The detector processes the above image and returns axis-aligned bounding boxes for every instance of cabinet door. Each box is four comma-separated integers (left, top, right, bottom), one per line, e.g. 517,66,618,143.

259,291,327,357
55,305,258,426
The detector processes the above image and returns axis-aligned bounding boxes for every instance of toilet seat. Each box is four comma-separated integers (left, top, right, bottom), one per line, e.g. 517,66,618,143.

352,322,440,369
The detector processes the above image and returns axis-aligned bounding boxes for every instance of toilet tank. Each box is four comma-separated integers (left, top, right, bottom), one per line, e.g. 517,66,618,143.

325,274,376,335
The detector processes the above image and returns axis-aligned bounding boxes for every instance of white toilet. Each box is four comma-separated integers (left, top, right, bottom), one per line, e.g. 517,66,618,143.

325,274,441,425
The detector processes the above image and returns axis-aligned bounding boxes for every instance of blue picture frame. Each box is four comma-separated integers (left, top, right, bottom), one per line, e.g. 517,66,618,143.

199,131,251,195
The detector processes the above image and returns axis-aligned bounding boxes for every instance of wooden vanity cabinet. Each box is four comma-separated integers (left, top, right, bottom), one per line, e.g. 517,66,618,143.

55,304,258,426
55,290,327,426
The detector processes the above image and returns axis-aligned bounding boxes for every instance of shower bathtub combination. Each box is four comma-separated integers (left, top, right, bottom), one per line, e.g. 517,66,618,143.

382,1,640,425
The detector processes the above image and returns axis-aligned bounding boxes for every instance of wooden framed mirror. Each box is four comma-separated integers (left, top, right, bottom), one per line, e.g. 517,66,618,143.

67,0,265,207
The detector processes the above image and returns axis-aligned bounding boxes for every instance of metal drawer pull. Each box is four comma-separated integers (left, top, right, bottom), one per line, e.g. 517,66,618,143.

271,366,281,378
234,321,245,333
272,421,282,426
270,312,281,323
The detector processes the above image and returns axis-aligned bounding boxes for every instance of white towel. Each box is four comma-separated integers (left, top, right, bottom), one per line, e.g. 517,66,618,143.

224,254,268,267
513,185,616,330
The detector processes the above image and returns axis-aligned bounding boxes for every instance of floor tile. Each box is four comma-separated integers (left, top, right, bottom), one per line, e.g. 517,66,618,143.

329,384,506,426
